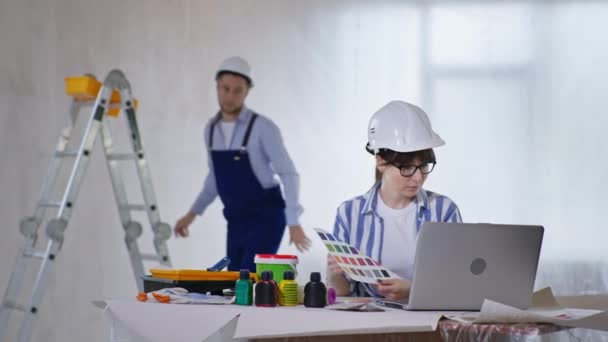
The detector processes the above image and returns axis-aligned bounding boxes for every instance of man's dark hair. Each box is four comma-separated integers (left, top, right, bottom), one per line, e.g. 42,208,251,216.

216,71,252,88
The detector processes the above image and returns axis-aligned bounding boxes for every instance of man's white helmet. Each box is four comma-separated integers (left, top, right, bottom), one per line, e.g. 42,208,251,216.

367,101,445,154
216,56,253,87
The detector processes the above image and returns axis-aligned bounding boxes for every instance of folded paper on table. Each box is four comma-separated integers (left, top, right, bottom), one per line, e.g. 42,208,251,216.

447,287,608,332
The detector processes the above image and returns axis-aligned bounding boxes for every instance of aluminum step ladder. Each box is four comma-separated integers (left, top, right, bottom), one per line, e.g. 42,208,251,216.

0,70,172,342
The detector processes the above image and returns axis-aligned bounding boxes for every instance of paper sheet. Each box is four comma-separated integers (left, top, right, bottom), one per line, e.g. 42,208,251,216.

233,304,443,339
315,228,401,283
101,299,446,340
326,302,385,312
101,289,608,341
447,287,608,332
104,299,243,342
137,287,235,304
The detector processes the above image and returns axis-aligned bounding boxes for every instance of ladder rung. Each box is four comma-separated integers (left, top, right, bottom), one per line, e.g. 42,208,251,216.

107,153,136,161
140,253,159,261
121,204,146,211
23,250,46,260
4,300,27,312
55,151,79,158
38,201,62,208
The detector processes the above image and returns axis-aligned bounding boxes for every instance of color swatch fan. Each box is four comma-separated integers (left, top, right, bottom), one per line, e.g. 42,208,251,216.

314,228,401,284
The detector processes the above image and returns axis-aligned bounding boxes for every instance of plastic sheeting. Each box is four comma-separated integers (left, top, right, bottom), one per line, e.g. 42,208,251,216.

439,321,567,342
536,259,608,295
438,320,608,342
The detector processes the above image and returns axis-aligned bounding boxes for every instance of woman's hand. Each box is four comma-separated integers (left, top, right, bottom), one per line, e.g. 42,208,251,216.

375,278,412,300
327,254,344,276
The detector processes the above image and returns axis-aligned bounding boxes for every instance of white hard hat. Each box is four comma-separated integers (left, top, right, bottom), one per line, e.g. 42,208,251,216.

216,56,253,86
367,101,445,154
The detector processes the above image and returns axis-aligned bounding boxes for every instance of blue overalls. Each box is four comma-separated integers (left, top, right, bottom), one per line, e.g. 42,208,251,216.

209,113,287,272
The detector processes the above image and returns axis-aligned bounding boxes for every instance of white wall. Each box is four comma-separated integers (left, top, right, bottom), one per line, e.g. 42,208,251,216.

0,0,607,341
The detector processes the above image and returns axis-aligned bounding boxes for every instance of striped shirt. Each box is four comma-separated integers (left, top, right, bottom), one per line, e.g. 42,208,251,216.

332,182,462,296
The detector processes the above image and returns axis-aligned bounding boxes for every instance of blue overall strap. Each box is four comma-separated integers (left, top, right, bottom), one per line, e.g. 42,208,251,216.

208,114,222,149
208,113,258,149
240,113,258,149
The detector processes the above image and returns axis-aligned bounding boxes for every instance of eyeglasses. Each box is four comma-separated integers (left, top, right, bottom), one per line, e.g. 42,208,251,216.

389,162,436,177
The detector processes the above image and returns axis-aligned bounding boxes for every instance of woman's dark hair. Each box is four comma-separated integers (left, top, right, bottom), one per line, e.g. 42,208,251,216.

374,148,436,181
377,148,436,165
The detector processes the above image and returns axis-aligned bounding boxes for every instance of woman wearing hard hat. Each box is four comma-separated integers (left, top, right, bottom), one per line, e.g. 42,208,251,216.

174,56,311,272
327,100,462,300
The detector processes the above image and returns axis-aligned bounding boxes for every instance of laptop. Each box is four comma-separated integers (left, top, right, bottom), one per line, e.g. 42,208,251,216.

374,222,544,311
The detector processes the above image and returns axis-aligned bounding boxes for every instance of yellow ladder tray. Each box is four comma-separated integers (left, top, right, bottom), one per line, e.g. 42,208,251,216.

64,75,139,117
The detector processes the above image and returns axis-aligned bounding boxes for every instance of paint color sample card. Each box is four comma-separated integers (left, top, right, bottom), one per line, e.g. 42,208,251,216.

314,228,401,284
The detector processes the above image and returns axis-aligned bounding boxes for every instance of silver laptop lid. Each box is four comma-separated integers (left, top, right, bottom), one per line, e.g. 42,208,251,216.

408,222,544,310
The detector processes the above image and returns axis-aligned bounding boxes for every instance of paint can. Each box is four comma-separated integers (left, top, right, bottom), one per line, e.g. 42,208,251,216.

254,254,298,283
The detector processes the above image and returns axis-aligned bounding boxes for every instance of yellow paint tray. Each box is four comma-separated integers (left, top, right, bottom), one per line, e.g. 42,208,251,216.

149,269,258,282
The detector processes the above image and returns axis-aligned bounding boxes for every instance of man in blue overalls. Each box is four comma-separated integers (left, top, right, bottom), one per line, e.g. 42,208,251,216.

174,56,311,271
